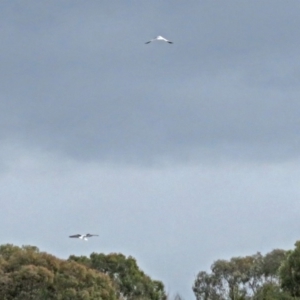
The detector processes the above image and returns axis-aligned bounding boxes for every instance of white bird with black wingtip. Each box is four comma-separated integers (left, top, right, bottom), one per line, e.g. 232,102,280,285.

145,36,173,44
69,233,99,241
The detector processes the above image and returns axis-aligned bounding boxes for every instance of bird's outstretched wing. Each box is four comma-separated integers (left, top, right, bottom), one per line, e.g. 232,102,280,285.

145,37,173,44
69,234,81,238
86,234,99,237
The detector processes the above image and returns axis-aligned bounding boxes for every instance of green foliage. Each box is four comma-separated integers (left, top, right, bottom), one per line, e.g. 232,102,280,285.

280,241,300,298
0,244,116,300
193,249,288,300
263,249,286,278
253,283,295,300
193,271,224,300
0,244,166,300
69,252,167,300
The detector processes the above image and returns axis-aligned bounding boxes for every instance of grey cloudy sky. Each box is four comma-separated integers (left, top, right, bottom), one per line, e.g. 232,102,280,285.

1,1,300,298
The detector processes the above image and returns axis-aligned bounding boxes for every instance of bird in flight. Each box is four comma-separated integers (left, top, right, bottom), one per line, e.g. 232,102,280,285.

145,36,173,44
69,234,99,241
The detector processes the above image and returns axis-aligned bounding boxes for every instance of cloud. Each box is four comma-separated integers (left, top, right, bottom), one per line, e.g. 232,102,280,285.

1,1,300,164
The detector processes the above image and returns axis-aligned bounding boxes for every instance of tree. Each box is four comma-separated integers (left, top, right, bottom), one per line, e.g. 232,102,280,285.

193,271,224,300
69,252,167,300
280,241,300,298
0,244,116,300
210,258,248,299
253,283,295,300
262,249,286,283
193,250,288,300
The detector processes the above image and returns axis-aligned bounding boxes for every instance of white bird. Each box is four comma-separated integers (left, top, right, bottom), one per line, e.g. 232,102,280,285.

145,36,173,44
69,233,99,241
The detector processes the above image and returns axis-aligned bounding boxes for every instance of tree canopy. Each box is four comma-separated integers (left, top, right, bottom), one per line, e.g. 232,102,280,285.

0,244,166,300
193,248,294,300
280,241,300,298
69,252,167,300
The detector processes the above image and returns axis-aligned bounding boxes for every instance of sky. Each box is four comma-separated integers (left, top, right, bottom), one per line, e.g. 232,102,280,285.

1,1,300,298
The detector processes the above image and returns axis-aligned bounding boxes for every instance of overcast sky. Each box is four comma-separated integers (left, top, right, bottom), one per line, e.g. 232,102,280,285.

1,1,300,298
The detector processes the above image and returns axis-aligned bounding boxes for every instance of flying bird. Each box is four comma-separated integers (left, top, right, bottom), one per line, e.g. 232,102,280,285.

145,36,173,44
69,234,99,241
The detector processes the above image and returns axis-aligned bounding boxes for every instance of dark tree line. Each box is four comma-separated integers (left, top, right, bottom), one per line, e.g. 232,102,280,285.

193,241,300,300
4,240,300,300
0,244,167,300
